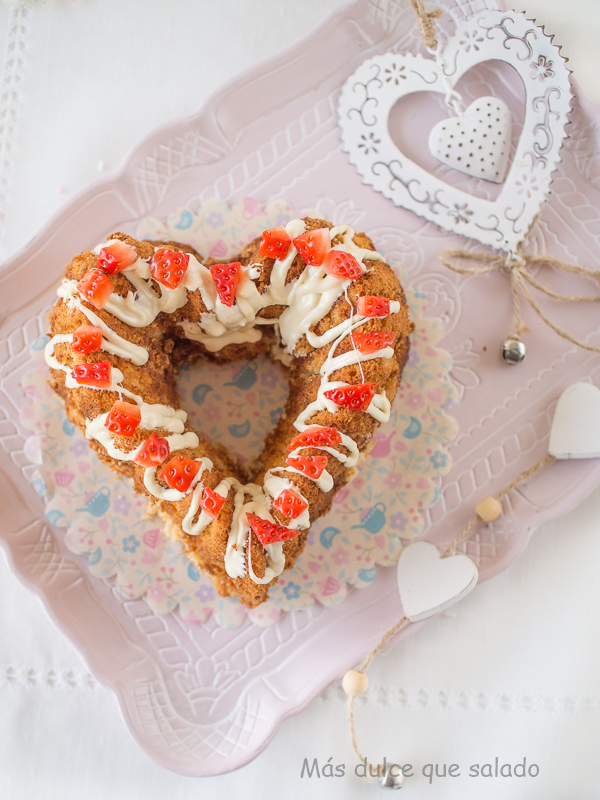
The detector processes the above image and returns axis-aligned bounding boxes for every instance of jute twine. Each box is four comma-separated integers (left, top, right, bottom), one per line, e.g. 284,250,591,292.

347,452,555,766
409,0,442,49
440,247,600,353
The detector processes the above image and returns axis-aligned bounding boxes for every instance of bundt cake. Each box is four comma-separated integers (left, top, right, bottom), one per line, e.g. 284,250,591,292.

45,217,411,607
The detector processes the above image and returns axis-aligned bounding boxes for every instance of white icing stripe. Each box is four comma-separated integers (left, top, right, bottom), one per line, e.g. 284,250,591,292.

179,319,262,352
84,413,199,462
271,463,334,493
182,465,229,536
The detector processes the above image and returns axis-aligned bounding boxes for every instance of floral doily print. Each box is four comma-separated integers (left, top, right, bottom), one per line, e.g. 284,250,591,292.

21,199,458,628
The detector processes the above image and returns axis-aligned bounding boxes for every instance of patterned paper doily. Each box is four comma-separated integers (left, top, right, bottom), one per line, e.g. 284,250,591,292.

20,199,457,628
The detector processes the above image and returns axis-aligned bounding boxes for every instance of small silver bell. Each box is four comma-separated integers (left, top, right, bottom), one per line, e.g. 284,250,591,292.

380,764,405,789
501,337,526,365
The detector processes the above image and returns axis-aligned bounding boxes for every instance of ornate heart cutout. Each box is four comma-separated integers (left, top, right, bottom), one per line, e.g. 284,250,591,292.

397,541,478,622
549,383,600,459
338,10,572,253
428,95,511,183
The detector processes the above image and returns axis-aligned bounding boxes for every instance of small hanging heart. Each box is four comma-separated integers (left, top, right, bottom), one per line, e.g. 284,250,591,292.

428,96,512,183
397,541,478,622
548,383,600,459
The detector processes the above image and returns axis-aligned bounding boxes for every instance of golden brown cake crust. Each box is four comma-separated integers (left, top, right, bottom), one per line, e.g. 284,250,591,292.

47,220,411,608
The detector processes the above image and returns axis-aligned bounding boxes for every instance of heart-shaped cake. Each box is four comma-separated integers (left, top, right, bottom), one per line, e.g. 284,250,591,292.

45,218,411,607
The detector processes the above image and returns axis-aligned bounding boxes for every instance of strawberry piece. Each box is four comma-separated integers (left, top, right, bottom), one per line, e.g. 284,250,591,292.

322,249,363,280
357,296,391,318
288,426,342,451
258,227,291,260
323,383,377,412
286,454,329,480
199,486,225,520
150,248,190,290
72,360,112,389
104,400,141,438
77,270,113,310
97,241,138,274
272,488,308,520
133,433,170,467
209,262,242,307
72,325,102,354
351,331,396,354
293,228,331,266
246,513,300,545
159,455,201,493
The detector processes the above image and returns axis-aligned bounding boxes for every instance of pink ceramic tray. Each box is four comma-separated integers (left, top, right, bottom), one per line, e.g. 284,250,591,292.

2,0,600,776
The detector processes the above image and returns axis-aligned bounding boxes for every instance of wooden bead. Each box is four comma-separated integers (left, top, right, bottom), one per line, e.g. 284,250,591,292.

475,496,502,522
342,669,369,696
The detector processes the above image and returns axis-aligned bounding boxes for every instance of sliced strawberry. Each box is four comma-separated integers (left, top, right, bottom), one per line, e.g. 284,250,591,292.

104,400,141,438
357,296,391,318
258,227,291,260
286,454,329,480
159,455,201,493
209,262,242,307
150,248,190,290
97,241,138,274
72,325,102,354
293,228,331,266
77,270,113,310
199,486,225,520
133,433,170,467
351,331,396,354
288,426,342,451
323,383,377,412
322,249,363,280
272,488,308,520
72,360,112,389
246,512,300,545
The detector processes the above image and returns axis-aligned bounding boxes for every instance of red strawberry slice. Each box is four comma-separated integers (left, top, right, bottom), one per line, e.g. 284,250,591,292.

292,228,331,266
272,489,308,520
150,248,190,290
209,262,242,307
246,513,300,545
258,227,292,260
159,455,201,493
72,360,112,389
322,249,363,280
286,454,329,480
97,241,138,274
199,486,225,520
104,400,141,438
288,426,342,451
77,270,113,310
357,296,391,317
323,383,377,412
72,325,102,354
133,433,170,467
351,331,396,354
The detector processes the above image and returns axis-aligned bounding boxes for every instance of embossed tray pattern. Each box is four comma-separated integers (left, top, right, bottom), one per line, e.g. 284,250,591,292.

2,0,600,776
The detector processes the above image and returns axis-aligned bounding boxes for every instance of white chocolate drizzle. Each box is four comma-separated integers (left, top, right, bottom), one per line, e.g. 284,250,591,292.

47,221,402,586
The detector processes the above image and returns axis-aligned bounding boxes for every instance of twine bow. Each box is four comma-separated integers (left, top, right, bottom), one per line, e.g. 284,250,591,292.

439,247,600,354
409,0,443,49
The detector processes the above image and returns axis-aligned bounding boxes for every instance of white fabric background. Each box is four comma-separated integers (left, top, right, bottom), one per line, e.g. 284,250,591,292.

1,0,600,797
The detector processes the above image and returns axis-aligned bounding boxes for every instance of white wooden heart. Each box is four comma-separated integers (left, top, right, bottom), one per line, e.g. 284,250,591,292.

397,541,478,623
428,96,511,183
338,10,572,254
549,383,600,459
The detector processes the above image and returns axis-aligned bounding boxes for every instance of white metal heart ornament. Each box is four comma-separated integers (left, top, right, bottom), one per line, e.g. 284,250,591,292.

428,96,512,183
338,10,572,254
397,541,478,623
548,383,600,459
